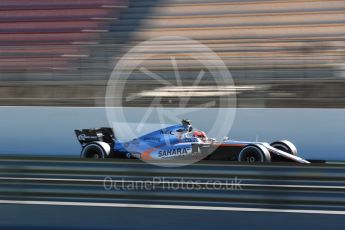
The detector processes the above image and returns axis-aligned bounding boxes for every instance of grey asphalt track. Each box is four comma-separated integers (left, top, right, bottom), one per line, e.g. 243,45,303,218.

1,157,345,229
1,203,345,230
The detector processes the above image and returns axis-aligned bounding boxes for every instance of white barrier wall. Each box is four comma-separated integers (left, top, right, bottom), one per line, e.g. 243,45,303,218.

0,107,344,161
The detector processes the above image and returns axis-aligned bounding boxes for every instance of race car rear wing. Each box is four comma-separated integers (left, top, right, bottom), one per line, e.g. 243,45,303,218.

75,127,115,145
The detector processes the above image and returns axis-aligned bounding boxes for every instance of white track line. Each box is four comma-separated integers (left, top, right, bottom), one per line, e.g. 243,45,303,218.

0,200,344,215
0,177,344,190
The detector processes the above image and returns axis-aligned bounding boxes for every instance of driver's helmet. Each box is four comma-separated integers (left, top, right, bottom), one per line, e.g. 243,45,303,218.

193,130,207,142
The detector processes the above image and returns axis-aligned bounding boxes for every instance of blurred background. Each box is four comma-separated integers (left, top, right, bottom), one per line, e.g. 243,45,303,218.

1,0,345,107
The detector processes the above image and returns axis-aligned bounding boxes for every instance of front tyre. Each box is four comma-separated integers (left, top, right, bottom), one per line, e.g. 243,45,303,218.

238,144,271,163
80,142,111,159
270,140,298,156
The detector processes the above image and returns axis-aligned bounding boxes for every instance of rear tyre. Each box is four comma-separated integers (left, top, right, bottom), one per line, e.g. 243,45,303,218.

238,144,271,163
270,140,298,156
80,142,110,159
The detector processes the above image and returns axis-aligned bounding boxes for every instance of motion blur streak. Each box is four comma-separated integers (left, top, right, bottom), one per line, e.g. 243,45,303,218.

1,157,345,210
1,200,345,215
3,176,345,189
1,157,345,228
0,0,345,107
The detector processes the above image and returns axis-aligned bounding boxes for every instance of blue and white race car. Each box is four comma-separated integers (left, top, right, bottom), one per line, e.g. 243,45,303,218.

75,120,309,163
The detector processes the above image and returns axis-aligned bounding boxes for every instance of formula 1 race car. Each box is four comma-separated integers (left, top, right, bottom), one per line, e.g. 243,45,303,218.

75,120,309,164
